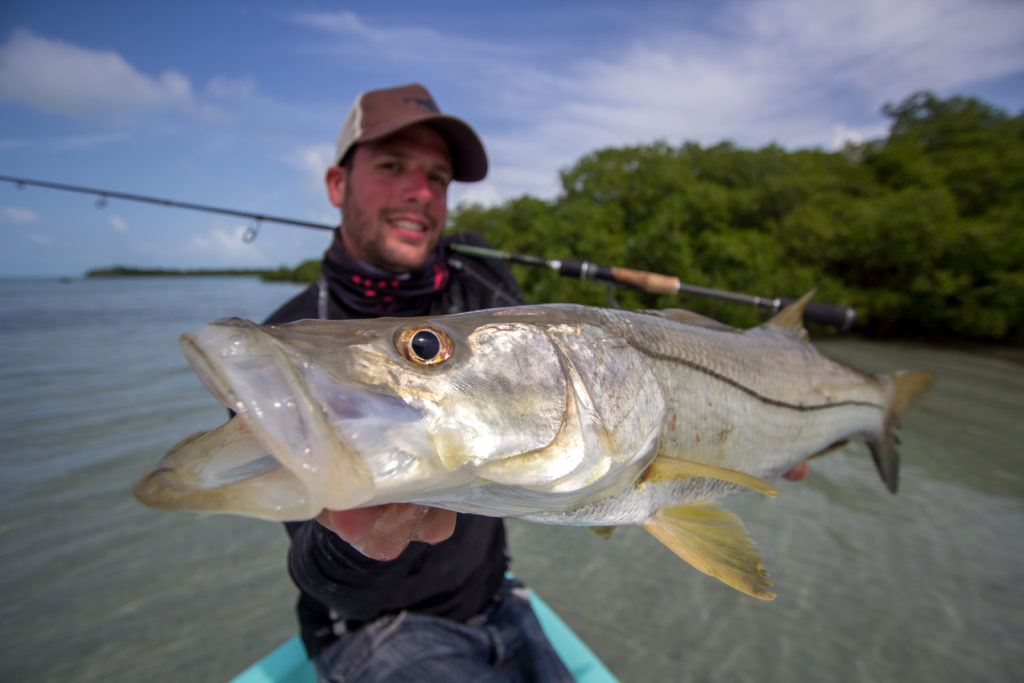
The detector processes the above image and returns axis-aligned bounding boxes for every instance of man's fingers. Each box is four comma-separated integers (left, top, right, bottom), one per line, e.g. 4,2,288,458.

783,460,810,481
316,504,457,561
318,507,381,543
412,507,458,545
376,503,426,532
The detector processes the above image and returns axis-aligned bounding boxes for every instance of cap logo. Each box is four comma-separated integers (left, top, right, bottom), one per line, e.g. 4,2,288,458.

404,96,439,113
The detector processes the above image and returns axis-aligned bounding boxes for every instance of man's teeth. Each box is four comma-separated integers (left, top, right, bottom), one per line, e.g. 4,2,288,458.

393,220,426,233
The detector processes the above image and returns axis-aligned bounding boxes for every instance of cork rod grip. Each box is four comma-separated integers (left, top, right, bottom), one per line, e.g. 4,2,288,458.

609,266,681,295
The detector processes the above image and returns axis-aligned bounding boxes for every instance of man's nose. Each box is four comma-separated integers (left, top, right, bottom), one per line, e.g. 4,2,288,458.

401,169,435,202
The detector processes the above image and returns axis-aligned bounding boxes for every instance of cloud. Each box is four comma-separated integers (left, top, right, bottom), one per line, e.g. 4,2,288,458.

52,132,132,150
292,1,1024,204
0,30,290,127
110,215,129,233
205,75,259,100
289,10,512,67
463,0,1024,199
452,182,503,209
0,28,193,117
30,233,53,246
0,132,129,151
2,205,39,223
549,0,1024,146
185,224,266,261
199,74,280,123
286,142,335,195
736,0,1024,103
828,122,890,149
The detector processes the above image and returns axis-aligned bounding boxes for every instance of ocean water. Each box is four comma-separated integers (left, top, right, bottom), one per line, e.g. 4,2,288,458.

0,277,1021,682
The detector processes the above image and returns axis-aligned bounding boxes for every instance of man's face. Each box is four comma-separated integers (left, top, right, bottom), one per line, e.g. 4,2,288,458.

326,125,452,273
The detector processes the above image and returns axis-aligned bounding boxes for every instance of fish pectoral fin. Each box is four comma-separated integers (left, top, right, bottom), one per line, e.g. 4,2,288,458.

588,525,617,539
641,456,779,497
643,503,775,600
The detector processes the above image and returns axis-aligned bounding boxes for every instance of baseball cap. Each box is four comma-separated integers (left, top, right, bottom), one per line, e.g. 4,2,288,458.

334,83,488,182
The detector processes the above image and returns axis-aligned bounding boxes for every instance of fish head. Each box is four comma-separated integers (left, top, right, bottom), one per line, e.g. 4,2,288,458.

135,307,593,520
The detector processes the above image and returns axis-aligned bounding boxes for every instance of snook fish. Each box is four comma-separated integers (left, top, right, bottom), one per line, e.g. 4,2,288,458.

134,294,933,599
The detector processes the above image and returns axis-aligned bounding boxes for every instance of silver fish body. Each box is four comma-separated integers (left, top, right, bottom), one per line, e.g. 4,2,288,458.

135,296,933,598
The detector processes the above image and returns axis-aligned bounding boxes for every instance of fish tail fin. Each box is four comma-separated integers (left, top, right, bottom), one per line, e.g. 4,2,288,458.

643,503,775,600
868,371,936,494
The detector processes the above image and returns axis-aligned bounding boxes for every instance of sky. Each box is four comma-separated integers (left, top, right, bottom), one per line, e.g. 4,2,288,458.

1,0,1022,277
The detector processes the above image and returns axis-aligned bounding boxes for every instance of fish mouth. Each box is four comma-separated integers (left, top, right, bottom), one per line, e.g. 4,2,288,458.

135,318,426,520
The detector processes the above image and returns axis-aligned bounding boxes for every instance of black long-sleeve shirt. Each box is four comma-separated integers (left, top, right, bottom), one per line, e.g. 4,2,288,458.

264,232,524,656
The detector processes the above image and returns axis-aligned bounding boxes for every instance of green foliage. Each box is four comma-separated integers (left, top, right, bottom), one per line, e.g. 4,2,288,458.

261,259,321,284
86,266,270,278
450,91,1023,343
87,261,324,283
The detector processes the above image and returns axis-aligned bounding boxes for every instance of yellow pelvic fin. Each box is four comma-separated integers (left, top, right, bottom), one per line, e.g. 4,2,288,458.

588,525,617,539
641,456,779,497
644,502,775,600
763,289,816,338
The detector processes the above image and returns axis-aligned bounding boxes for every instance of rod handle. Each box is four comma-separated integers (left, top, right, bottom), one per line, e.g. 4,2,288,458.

609,266,681,295
773,298,857,330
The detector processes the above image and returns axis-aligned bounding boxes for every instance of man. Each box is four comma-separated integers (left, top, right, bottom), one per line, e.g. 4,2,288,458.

264,84,574,682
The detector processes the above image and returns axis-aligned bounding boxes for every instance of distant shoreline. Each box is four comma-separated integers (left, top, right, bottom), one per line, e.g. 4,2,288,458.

85,262,321,284
86,266,268,278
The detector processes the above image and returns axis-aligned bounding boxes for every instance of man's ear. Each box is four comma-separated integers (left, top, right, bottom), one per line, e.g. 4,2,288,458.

326,165,347,208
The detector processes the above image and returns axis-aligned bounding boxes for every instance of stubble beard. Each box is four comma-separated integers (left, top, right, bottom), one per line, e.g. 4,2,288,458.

341,191,439,274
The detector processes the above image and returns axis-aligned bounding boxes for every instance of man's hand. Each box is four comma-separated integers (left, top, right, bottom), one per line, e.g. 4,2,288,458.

316,461,810,560
782,460,810,481
316,504,457,561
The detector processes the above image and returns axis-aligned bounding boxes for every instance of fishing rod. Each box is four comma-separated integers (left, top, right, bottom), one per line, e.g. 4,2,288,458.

449,244,857,330
2,174,856,328
0,174,336,237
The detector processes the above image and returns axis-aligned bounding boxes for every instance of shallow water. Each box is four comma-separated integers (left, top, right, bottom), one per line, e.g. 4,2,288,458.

0,277,1020,682
508,339,1024,682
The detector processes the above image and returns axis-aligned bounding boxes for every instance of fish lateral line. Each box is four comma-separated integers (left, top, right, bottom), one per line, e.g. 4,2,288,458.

623,290,880,413
627,340,884,414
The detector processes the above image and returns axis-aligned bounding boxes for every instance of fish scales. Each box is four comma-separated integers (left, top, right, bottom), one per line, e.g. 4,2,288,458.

134,295,934,599
631,318,885,469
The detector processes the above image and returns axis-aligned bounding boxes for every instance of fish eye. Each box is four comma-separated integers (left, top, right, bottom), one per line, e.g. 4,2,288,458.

412,330,440,359
395,324,454,365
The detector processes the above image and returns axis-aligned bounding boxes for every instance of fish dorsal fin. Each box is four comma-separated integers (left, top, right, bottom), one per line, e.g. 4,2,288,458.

641,456,778,497
643,503,775,600
647,309,739,332
764,290,816,338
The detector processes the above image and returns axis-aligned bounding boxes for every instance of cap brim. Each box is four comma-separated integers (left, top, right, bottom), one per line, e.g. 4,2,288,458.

419,117,488,182
356,114,488,182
